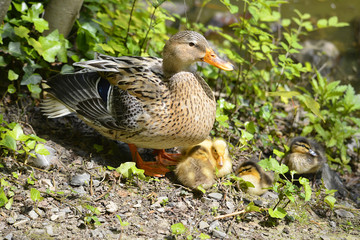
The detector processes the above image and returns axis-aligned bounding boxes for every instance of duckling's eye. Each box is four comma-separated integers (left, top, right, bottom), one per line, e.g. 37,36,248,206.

189,42,195,47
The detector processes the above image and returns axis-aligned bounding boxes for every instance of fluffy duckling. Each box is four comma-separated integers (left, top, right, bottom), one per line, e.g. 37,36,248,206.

175,144,215,189
210,138,232,177
236,161,273,196
282,137,326,175
175,138,232,189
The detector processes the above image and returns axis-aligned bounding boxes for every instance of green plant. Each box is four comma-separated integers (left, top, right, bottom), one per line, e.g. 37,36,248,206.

84,204,101,226
0,114,49,160
112,162,149,182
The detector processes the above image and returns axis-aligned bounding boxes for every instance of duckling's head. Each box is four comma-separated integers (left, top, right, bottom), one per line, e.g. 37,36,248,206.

162,31,233,77
211,139,229,168
236,161,273,195
289,137,317,157
237,161,261,180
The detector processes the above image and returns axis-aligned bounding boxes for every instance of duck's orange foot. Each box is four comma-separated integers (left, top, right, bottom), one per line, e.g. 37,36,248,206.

153,149,181,166
128,144,178,177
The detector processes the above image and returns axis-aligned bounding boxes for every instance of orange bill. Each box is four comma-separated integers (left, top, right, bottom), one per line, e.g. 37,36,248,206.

202,48,234,71
217,156,224,167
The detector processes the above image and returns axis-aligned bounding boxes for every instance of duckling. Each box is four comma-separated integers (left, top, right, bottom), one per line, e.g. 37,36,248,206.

175,144,215,189
282,137,326,175
175,138,232,189
236,161,273,196
210,138,232,177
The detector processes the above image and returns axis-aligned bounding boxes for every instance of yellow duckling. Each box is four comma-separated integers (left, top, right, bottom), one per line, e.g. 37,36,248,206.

175,138,232,189
282,137,326,174
175,144,215,189
236,161,273,196
210,138,232,177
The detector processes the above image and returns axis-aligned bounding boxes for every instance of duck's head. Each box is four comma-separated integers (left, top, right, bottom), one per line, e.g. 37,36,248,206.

211,139,229,168
162,31,234,77
289,137,317,157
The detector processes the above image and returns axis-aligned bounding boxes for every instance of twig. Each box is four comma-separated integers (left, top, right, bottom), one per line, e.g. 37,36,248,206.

94,182,115,201
214,209,246,220
125,0,137,50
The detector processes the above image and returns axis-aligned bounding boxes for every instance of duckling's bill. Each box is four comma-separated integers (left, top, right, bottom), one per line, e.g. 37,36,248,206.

202,48,234,71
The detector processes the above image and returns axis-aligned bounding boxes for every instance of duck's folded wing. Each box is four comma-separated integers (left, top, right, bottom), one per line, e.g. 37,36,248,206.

73,55,166,101
42,71,125,130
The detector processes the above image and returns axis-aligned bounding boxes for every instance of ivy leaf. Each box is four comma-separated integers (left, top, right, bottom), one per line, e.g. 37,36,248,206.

8,42,22,57
171,222,187,235
324,195,336,210
268,207,287,218
14,26,30,38
30,188,43,202
7,84,16,94
0,135,16,151
35,144,50,155
0,187,9,207
8,70,19,81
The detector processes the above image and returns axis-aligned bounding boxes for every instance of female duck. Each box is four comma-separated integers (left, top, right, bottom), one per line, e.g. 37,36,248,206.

42,31,233,176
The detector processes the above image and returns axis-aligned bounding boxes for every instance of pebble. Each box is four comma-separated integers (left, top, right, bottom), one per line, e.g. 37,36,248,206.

209,220,220,231
329,221,336,228
29,145,57,168
225,201,235,210
213,229,228,239
157,207,165,213
28,210,39,220
74,186,87,194
106,201,118,213
13,219,29,228
208,192,223,201
199,221,209,229
283,227,290,234
335,209,354,218
4,233,13,240
46,225,55,236
7,217,17,224
70,173,90,186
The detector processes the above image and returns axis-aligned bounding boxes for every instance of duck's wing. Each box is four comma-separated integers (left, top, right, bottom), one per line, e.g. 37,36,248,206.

74,55,167,101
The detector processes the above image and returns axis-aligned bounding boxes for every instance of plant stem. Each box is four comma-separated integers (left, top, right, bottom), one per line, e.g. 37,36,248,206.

125,0,137,52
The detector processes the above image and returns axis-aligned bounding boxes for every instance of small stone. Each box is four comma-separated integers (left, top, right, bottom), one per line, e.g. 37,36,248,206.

70,173,90,186
46,225,55,236
283,227,290,234
262,191,278,199
213,229,228,238
226,201,235,210
29,145,57,169
92,180,100,187
208,192,223,201
73,186,87,194
199,221,209,229
329,221,336,228
7,217,17,224
209,220,220,231
106,201,118,213
253,200,263,207
13,219,29,228
157,207,165,213
320,236,331,240
176,201,187,211
335,209,354,218
28,210,39,220
4,233,13,240
61,207,72,213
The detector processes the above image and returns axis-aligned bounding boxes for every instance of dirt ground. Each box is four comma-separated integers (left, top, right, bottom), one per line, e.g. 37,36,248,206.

0,99,359,240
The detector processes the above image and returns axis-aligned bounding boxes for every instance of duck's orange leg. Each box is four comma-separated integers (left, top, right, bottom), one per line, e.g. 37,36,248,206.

153,149,181,166
128,144,172,177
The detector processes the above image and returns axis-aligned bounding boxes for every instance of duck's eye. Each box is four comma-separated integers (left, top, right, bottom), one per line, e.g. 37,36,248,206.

189,42,195,47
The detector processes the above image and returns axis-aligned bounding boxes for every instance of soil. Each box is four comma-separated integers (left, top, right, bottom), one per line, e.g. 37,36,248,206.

0,97,359,240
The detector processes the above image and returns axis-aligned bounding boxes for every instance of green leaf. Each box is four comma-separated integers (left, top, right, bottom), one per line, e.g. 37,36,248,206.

171,222,187,235
268,207,287,218
246,201,261,213
297,95,324,121
30,188,43,202
328,16,338,26
8,70,19,81
0,135,17,151
116,215,129,227
317,19,328,28
8,124,26,141
199,233,211,240
14,26,30,38
0,187,9,207
299,177,311,201
267,91,300,98
21,74,42,85
35,144,50,155
5,197,13,210
33,18,49,33
27,84,42,94
7,84,16,94
324,195,336,210
93,144,103,153
8,42,22,57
